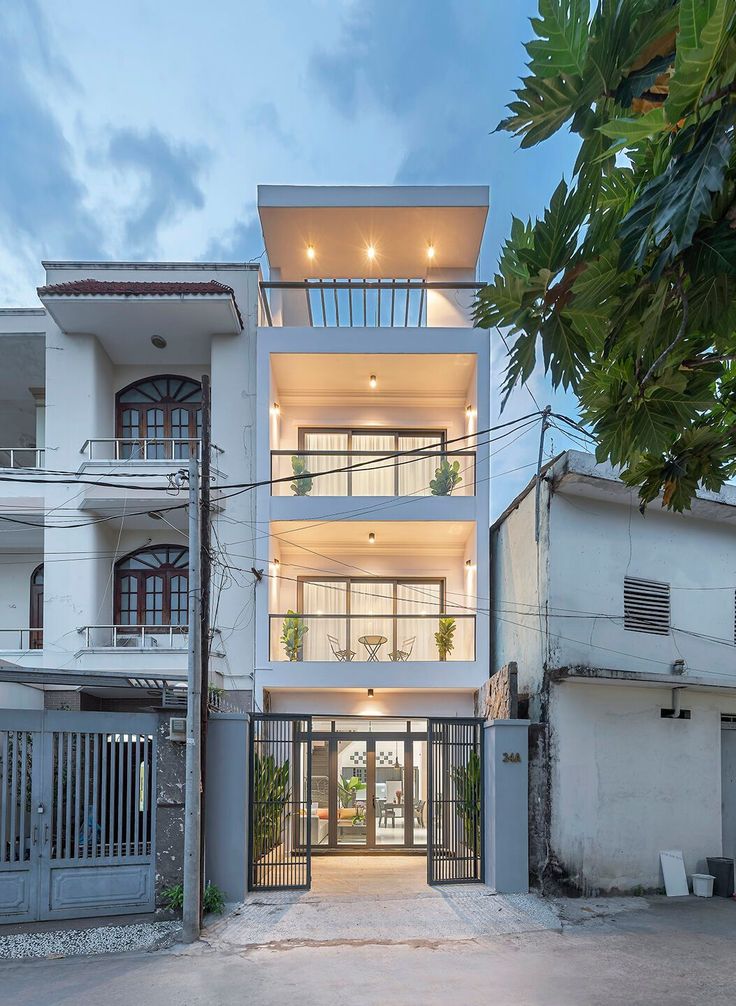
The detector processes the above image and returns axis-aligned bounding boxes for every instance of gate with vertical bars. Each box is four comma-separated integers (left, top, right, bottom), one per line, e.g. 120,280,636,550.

248,714,312,891
427,717,484,885
0,709,158,923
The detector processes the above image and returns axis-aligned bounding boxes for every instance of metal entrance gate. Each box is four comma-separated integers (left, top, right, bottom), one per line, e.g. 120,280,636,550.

0,709,157,923
427,718,484,885
248,714,312,891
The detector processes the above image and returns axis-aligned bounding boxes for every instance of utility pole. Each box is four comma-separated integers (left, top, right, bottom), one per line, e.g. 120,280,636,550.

534,406,552,544
198,374,211,921
182,454,202,943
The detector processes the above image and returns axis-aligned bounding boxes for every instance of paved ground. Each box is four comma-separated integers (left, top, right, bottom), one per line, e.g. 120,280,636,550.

3,857,736,1005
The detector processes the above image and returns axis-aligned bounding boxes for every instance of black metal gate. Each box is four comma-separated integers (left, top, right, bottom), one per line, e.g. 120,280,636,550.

248,714,312,891
427,718,484,885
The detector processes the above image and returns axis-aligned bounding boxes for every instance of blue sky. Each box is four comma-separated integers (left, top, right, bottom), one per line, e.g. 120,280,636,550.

1,0,583,515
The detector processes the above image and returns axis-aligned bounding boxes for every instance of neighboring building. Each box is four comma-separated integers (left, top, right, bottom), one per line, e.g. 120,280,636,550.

0,262,259,712
492,450,736,893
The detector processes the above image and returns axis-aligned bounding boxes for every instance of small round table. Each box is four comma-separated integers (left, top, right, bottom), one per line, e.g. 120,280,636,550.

358,634,387,661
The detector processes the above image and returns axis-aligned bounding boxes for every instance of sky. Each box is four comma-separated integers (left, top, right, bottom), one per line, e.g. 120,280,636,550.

0,0,584,516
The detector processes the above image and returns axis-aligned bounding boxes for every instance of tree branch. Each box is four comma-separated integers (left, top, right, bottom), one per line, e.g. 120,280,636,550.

639,276,689,390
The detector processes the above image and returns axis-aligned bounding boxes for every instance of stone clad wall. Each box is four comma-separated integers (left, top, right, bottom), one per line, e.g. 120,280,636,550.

475,662,518,720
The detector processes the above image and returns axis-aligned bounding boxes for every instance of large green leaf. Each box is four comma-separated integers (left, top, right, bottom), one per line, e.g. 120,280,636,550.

598,107,669,146
518,178,585,275
525,0,590,78
497,73,583,147
540,309,590,390
665,0,735,123
500,330,539,408
686,218,736,277
619,105,736,271
615,53,674,107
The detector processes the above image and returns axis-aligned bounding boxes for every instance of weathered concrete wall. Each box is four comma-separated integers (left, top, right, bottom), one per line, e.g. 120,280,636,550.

154,713,186,910
475,663,518,720
484,719,529,893
527,721,549,889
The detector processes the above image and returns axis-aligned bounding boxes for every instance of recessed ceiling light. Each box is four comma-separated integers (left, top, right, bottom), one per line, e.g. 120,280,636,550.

368,532,376,544
151,334,167,349
369,374,377,389
306,245,315,260
367,688,374,698
366,244,376,261
427,245,435,259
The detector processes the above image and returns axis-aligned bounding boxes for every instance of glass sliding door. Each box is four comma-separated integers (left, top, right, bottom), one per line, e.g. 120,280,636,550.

396,581,442,662
301,431,349,496
351,433,395,496
336,739,368,846
301,580,348,662
375,738,408,846
412,739,428,846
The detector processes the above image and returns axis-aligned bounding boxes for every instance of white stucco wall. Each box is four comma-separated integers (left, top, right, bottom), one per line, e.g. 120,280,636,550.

550,681,736,891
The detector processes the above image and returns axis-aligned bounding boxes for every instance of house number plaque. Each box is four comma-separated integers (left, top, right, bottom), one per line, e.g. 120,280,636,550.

502,752,522,763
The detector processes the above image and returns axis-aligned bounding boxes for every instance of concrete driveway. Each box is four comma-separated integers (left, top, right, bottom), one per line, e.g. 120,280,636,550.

2,859,736,1005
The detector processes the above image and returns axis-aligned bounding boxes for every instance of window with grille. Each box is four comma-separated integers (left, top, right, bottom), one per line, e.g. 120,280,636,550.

115,546,189,626
624,576,670,635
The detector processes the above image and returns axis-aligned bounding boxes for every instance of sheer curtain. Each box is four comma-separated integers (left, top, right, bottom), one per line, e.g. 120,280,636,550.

302,580,347,660
302,432,349,496
397,434,439,496
351,434,395,496
396,581,442,661
350,580,393,658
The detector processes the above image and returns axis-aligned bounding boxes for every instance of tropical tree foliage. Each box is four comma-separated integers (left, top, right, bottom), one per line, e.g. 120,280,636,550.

475,0,736,510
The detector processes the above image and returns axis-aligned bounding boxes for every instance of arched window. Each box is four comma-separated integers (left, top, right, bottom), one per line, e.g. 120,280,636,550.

114,546,189,627
116,375,202,460
30,563,43,649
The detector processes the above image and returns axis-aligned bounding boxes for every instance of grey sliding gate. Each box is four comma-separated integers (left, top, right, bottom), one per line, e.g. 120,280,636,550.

0,709,157,923
427,718,484,885
249,714,312,891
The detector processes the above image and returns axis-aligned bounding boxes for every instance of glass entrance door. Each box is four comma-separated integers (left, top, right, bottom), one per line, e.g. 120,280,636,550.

316,728,428,851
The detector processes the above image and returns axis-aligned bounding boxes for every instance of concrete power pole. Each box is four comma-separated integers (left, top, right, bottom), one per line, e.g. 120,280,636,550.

182,454,202,943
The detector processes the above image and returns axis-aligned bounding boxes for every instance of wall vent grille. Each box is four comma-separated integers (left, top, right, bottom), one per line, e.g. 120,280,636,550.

624,576,670,635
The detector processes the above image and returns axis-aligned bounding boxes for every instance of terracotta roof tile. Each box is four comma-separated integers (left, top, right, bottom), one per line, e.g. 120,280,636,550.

37,279,243,329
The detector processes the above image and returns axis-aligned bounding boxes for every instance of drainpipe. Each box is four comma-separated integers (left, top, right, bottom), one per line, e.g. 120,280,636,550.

671,685,686,719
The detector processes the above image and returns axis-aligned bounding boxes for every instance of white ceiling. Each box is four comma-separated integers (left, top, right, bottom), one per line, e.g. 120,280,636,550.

271,519,474,556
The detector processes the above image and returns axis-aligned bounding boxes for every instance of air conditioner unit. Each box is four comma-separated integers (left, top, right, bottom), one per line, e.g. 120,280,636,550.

169,717,187,742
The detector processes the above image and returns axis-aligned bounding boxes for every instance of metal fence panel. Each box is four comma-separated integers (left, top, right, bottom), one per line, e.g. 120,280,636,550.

427,718,484,885
249,714,312,891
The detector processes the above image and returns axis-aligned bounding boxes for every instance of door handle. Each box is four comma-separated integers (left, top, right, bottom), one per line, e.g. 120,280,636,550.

32,825,38,846
43,824,49,847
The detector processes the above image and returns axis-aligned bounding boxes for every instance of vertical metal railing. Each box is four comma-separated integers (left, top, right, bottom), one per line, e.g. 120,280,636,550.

249,714,312,891
427,718,484,885
0,730,33,865
0,448,44,469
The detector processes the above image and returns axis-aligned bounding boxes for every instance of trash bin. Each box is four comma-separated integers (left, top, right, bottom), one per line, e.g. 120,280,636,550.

706,857,735,898
692,874,715,897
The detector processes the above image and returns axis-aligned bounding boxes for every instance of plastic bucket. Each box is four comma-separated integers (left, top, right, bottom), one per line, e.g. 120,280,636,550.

692,874,715,898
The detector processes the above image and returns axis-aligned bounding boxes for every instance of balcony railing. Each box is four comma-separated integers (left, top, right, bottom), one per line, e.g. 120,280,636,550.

259,279,483,327
271,449,476,497
269,613,475,662
80,625,189,649
0,448,44,469
0,628,43,650
81,438,218,462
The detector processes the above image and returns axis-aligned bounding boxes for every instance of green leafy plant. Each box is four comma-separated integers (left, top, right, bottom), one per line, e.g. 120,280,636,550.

281,610,307,661
203,881,226,915
429,458,463,496
476,0,736,513
160,881,226,915
337,775,364,807
290,455,313,496
252,752,291,860
450,750,482,851
435,617,456,661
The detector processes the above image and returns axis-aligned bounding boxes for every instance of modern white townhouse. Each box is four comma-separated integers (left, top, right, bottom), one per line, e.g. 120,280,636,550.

1,186,498,887
492,450,736,893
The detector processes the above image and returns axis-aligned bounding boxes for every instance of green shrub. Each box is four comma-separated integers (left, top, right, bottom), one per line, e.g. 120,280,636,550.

429,458,462,496
160,881,226,915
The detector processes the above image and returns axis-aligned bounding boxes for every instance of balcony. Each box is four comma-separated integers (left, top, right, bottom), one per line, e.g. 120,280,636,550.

259,279,482,328
81,438,225,462
80,625,189,649
269,613,475,662
0,628,42,651
270,448,476,497
0,448,44,469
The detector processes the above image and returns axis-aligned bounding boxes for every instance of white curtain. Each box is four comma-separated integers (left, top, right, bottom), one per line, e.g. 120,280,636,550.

302,580,347,660
302,432,349,496
396,581,442,661
351,434,395,496
350,580,393,658
398,435,439,496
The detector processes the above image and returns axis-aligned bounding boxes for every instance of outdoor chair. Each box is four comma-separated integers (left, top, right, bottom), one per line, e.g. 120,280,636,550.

388,636,415,661
327,633,355,661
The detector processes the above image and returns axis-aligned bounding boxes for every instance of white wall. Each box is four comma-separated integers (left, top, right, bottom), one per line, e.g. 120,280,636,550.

268,688,475,717
548,490,736,681
550,681,736,891
0,683,44,709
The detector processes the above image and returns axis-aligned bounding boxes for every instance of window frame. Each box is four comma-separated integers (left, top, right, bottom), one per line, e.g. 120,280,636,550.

115,375,202,459
114,545,189,628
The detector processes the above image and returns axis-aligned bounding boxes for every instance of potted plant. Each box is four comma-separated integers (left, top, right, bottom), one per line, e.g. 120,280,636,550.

450,749,481,853
290,455,313,496
429,458,462,496
281,610,307,661
435,616,456,661
337,775,363,808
